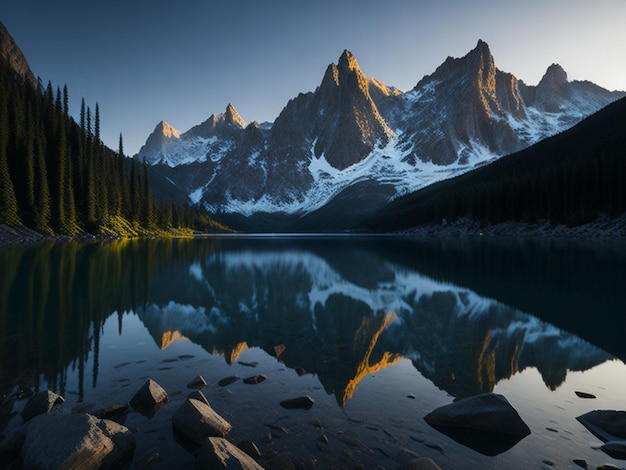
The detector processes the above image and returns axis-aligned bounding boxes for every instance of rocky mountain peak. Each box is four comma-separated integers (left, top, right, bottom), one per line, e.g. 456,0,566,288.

0,21,37,88
539,63,568,88
224,103,246,128
338,49,360,72
156,120,181,139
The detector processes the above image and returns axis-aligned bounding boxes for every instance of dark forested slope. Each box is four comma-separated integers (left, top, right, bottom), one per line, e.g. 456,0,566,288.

365,96,626,232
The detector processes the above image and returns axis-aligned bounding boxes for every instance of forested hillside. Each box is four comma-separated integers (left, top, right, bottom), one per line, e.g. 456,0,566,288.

365,97,626,232
0,54,221,237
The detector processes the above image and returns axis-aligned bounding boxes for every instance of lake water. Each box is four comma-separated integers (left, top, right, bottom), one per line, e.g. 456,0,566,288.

1,236,626,469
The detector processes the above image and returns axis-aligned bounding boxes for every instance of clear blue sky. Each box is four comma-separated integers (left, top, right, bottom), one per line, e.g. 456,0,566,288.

2,0,625,155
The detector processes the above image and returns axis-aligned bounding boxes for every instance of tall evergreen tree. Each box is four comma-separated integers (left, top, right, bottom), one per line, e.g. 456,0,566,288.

62,84,69,116
0,111,20,226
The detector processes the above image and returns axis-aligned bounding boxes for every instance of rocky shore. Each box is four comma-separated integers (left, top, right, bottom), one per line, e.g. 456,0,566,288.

399,214,626,240
2,368,625,469
0,371,455,470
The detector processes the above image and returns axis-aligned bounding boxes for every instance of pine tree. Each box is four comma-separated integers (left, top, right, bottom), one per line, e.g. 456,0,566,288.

80,98,85,134
0,119,20,226
63,84,69,116
142,158,154,228
33,131,52,233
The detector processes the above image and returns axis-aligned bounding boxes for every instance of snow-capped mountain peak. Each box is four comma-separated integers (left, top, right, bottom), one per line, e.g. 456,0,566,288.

138,41,625,225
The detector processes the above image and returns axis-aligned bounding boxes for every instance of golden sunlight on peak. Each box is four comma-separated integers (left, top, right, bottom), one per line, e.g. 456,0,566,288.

159,121,181,139
160,330,189,349
342,311,401,404
225,342,249,365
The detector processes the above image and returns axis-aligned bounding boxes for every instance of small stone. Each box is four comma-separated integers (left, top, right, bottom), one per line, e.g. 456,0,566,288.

187,375,207,390
319,434,329,445
243,375,267,385
129,379,168,412
546,427,559,433
295,367,307,376
572,459,587,469
280,396,314,410
575,391,596,399
407,394,416,399
21,390,64,422
218,376,239,387
187,390,210,406
238,361,258,368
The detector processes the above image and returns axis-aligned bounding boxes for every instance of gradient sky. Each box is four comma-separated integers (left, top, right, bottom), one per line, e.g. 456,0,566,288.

1,0,625,155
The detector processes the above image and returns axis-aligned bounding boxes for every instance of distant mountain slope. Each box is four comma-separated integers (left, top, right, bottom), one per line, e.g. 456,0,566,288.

138,41,624,227
0,21,37,88
364,96,626,232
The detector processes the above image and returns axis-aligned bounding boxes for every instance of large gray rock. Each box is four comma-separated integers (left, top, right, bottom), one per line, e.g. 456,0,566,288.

172,398,232,444
11,413,135,469
577,410,626,442
424,393,530,456
20,390,64,422
196,437,264,469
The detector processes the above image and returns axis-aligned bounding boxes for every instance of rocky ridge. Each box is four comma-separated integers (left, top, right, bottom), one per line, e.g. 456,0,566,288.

138,40,625,225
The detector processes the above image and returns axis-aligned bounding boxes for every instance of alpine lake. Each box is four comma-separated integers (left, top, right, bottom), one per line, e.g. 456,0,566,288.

1,235,626,469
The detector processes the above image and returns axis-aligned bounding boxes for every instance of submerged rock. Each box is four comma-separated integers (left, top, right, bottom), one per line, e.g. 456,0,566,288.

243,375,267,385
172,398,232,444
577,410,626,442
197,437,264,469
398,457,442,470
10,413,135,469
279,396,315,410
424,393,530,456
187,375,207,390
218,376,240,387
129,379,169,412
20,390,64,422
600,440,626,460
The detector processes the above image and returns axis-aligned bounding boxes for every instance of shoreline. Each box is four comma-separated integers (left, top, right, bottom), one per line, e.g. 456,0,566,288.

3,215,626,250
397,214,626,240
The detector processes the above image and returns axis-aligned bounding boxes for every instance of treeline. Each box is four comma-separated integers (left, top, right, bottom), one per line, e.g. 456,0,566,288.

0,57,220,235
367,97,626,231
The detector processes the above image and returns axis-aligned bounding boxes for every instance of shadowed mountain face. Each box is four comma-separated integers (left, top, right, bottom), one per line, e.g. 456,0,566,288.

0,21,37,88
137,41,624,225
1,237,622,407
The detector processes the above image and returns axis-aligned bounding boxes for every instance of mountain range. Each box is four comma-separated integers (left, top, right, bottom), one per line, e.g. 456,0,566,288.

137,40,624,230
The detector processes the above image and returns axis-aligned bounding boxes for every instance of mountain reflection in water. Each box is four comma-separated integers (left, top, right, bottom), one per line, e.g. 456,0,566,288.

2,236,622,408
